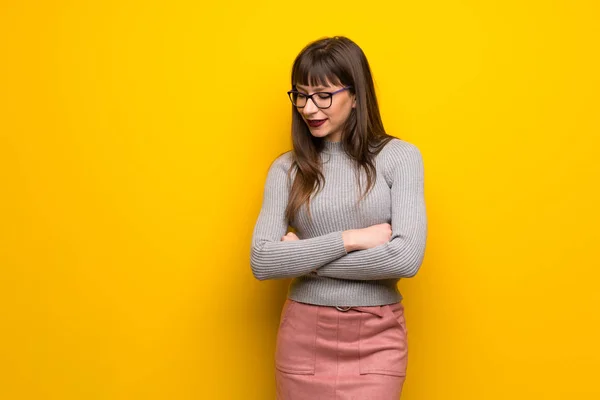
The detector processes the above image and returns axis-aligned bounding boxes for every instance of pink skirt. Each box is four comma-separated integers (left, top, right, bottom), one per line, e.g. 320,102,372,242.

275,299,408,400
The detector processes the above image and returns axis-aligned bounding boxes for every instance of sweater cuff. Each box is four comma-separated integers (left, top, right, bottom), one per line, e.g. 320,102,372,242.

328,230,348,258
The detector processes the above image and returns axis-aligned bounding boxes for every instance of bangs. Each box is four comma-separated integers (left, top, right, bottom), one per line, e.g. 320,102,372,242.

292,51,346,88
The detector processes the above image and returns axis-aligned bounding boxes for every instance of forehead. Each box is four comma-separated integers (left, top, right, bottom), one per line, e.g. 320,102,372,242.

295,80,341,91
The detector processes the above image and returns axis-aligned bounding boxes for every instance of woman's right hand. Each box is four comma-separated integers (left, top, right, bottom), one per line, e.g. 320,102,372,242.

342,223,392,252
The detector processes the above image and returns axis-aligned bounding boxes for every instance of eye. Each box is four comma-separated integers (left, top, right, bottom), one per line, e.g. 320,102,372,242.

317,93,331,99
296,93,308,99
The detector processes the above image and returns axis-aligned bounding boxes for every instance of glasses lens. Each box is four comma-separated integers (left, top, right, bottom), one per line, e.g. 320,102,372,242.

295,93,307,107
313,93,332,108
288,92,306,107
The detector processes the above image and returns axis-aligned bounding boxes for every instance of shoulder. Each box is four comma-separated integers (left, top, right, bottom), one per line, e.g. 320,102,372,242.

269,150,294,172
264,150,294,184
379,137,424,182
380,137,422,159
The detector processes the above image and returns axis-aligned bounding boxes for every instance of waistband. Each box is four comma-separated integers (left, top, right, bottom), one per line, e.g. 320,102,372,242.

334,305,385,317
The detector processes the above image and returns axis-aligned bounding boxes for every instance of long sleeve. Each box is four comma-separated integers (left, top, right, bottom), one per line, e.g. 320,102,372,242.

315,143,427,281
250,153,348,281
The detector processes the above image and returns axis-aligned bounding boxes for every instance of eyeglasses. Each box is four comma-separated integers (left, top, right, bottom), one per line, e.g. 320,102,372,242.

287,86,353,109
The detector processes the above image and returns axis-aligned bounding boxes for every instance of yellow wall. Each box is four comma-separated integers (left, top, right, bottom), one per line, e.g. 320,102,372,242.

1,1,598,399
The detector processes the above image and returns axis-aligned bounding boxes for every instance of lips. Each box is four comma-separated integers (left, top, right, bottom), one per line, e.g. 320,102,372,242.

307,119,327,128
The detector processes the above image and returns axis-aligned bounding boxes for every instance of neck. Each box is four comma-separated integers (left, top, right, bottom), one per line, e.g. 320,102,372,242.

322,140,344,154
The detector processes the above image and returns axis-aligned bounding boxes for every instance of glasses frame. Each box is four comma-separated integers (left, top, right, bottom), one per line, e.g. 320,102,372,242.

287,86,353,109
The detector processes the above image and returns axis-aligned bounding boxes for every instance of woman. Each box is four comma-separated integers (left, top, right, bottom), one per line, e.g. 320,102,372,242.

250,36,427,399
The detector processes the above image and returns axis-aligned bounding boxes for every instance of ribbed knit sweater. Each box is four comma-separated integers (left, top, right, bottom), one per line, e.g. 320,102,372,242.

250,138,427,306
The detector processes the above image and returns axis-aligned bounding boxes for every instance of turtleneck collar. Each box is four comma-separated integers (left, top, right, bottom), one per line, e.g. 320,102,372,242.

322,140,344,154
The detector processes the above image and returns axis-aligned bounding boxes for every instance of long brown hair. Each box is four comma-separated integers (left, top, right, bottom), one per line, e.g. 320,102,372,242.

285,36,396,223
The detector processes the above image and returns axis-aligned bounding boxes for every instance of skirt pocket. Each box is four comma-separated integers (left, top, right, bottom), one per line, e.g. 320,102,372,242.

358,303,408,377
275,299,317,375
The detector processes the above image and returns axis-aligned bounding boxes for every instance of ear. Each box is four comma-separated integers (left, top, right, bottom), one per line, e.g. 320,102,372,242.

352,95,356,108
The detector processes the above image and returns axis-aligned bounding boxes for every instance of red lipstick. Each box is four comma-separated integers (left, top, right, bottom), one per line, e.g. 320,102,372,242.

307,119,326,128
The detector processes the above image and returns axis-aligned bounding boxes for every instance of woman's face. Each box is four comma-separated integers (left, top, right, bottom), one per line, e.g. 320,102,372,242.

295,82,355,143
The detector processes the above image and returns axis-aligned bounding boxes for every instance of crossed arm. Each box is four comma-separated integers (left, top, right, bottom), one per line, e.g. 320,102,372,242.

316,144,427,280
249,143,427,281
249,153,348,280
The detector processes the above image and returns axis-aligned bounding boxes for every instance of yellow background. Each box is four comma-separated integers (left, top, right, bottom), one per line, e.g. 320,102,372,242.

1,1,599,399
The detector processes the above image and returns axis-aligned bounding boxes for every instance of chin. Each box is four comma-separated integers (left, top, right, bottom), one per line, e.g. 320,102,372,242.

309,130,330,139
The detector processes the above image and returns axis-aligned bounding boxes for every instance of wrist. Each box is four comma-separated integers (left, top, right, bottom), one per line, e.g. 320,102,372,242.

342,230,360,252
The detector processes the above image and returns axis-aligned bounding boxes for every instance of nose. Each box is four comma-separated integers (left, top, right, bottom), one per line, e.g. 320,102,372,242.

302,97,319,116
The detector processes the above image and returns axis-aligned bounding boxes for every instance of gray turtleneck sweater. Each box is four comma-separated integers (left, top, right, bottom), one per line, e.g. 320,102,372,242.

250,138,427,306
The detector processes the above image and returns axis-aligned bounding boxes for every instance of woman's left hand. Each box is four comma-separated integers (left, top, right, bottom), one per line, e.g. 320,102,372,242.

281,232,299,241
